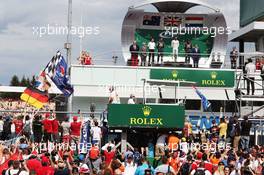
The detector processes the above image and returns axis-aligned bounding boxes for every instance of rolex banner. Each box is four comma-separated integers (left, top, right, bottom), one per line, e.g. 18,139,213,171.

108,104,185,129
150,69,235,87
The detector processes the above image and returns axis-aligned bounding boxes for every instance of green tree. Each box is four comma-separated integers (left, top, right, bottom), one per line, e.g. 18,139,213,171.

26,78,31,86
20,76,28,87
0,75,21,99
10,75,20,86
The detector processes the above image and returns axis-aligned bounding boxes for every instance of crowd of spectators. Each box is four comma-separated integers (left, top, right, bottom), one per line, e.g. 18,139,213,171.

0,99,55,116
0,108,263,175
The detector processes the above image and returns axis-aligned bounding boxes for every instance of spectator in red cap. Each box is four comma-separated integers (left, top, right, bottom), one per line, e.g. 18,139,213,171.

191,152,203,171
38,154,55,175
70,115,83,143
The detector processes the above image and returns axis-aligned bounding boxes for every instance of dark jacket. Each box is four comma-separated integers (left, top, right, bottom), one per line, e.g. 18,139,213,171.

241,120,252,136
192,48,201,60
130,44,140,56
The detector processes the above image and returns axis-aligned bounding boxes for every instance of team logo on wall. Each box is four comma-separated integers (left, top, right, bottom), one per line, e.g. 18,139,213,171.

211,72,217,79
164,16,182,27
142,106,152,117
171,70,178,78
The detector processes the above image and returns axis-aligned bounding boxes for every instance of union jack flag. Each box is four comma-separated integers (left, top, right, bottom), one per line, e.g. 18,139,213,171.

164,16,182,27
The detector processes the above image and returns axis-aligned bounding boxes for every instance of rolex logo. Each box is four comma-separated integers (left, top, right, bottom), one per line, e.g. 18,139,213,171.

211,72,217,79
171,70,178,78
142,106,151,117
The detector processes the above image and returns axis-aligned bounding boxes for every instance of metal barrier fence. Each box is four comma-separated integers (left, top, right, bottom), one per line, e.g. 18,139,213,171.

75,50,264,69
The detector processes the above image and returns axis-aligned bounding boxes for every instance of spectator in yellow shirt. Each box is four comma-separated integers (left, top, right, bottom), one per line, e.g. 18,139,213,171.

218,118,227,139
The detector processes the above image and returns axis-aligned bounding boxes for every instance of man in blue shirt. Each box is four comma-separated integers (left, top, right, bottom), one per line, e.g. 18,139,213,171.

134,157,155,175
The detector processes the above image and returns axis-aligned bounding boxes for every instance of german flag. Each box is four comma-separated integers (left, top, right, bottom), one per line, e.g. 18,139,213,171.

20,87,49,109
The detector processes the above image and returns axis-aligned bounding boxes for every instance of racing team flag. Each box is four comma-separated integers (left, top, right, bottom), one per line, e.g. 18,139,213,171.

20,87,49,109
44,51,74,97
185,16,204,27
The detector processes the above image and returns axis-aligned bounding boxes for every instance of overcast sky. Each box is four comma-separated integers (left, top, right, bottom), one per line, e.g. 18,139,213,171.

0,0,240,85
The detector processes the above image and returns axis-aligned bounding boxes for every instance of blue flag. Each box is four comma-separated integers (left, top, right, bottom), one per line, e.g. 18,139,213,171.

80,121,91,153
45,52,74,96
194,87,211,111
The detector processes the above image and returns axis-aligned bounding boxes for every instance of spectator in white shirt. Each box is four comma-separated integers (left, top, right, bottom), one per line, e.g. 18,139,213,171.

148,38,156,66
245,58,256,95
108,86,120,104
0,116,3,140
123,154,137,175
5,160,29,175
91,121,102,146
171,37,179,62
128,94,135,104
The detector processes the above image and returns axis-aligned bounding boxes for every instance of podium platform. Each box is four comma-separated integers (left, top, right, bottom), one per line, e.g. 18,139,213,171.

210,61,222,68
127,59,195,68
162,61,192,68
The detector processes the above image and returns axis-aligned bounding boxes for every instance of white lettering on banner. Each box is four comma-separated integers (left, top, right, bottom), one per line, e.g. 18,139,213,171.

35,142,99,152
186,112,263,134
169,143,231,153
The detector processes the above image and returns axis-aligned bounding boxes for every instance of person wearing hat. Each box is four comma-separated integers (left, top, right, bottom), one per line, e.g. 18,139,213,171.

245,58,256,95
191,152,203,171
123,153,137,175
180,137,188,154
70,115,83,143
79,163,90,175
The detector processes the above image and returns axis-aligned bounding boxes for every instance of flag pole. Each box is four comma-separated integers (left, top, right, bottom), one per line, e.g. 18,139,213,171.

65,0,73,115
